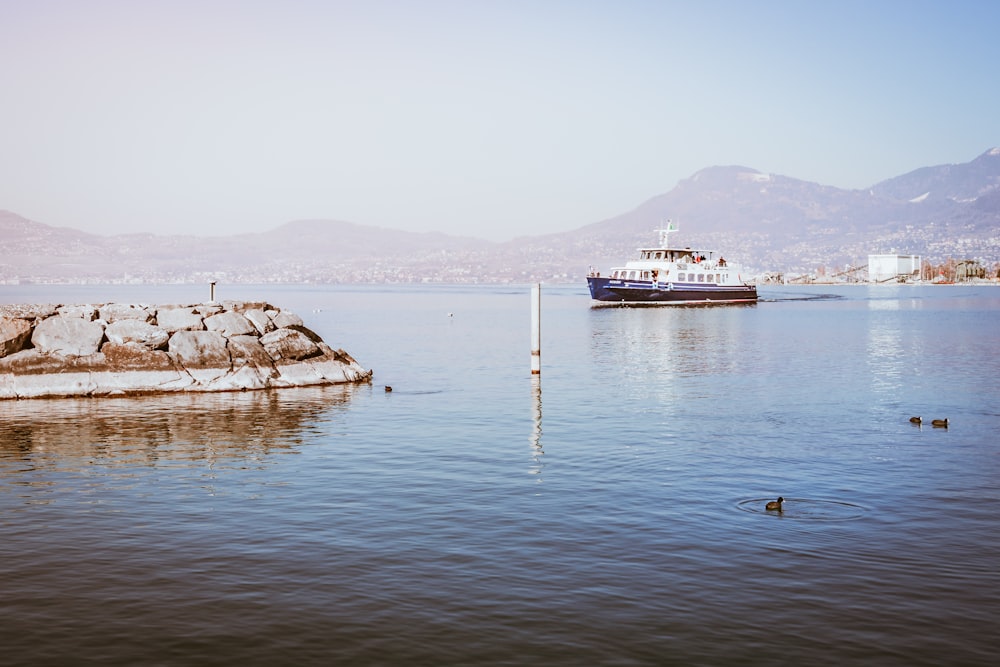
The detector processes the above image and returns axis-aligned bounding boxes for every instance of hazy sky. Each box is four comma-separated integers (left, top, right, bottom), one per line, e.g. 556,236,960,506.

2,0,998,240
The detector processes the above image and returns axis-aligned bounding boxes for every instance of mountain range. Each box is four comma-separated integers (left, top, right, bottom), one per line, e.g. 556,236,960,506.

3,148,998,285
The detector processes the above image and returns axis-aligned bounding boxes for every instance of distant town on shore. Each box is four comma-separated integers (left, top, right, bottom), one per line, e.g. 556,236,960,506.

3,149,998,287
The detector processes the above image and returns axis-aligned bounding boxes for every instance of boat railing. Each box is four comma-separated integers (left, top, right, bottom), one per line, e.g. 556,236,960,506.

673,261,730,271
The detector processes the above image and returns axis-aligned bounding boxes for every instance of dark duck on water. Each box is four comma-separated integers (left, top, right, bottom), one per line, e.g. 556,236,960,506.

765,497,784,511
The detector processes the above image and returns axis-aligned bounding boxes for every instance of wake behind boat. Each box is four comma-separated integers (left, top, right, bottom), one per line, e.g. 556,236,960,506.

587,223,757,305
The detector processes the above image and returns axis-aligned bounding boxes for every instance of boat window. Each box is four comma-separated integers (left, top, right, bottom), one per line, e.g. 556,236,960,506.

678,272,686,281
629,271,637,280
642,271,649,280
654,252,662,260
698,274,705,282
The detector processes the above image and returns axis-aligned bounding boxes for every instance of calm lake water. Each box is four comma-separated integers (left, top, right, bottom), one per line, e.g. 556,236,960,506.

2,283,999,666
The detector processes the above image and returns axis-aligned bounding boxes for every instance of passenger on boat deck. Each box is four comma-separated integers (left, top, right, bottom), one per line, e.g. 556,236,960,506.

719,257,726,266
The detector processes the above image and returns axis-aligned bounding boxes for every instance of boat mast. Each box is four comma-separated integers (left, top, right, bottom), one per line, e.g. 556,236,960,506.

655,219,678,247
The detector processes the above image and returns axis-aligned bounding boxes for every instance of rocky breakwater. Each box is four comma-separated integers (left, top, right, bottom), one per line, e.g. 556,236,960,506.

0,301,372,399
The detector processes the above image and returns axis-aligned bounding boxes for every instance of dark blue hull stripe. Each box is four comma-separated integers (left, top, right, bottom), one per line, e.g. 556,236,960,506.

587,277,757,304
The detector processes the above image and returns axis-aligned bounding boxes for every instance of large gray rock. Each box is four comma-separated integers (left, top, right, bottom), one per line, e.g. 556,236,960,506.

102,342,180,371
270,309,304,329
228,334,277,371
0,304,58,320
168,330,231,367
0,317,32,358
194,303,224,316
288,324,323,342
205,311,256,337
88,369,194,395
31,316,106,356
220,335,277,390
156,307,204,332
314,346,371,382
271,359,326,386
57,304,98,320
105,320,170,350
260,328,320,361
167,330,232,385
99,303,152,322
0,350,99,398
0,348,79,376
224,300,273,313
92,343,193,395
209,336,278,391
243,309,274,335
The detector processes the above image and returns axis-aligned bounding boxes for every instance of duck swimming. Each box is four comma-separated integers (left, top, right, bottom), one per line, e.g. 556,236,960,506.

909,416,922,424
765,497,784,511
931,418,949,428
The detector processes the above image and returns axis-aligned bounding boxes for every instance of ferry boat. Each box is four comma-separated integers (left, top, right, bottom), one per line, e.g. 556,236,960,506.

587,224,757,305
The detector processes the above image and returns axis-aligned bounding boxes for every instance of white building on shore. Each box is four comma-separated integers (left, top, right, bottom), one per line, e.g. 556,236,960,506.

868,254,921,283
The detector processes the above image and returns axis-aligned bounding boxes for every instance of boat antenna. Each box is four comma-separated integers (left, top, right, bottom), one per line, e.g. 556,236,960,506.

655,219,678,246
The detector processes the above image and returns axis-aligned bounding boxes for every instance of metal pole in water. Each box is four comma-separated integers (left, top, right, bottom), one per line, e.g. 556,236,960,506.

531,283,541,375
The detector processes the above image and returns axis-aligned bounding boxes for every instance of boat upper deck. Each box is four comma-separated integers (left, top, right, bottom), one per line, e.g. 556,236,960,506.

634,247,722,260
618,246,732,270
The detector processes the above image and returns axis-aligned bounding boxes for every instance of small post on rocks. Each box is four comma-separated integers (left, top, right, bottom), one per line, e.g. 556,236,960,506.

531,283,541,375
210,281,217,303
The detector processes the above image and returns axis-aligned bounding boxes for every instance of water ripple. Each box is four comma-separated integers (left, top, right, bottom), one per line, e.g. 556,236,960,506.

737,497,868,521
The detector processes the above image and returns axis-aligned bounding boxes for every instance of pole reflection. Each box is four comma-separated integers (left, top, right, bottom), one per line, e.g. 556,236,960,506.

529,374,544,480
